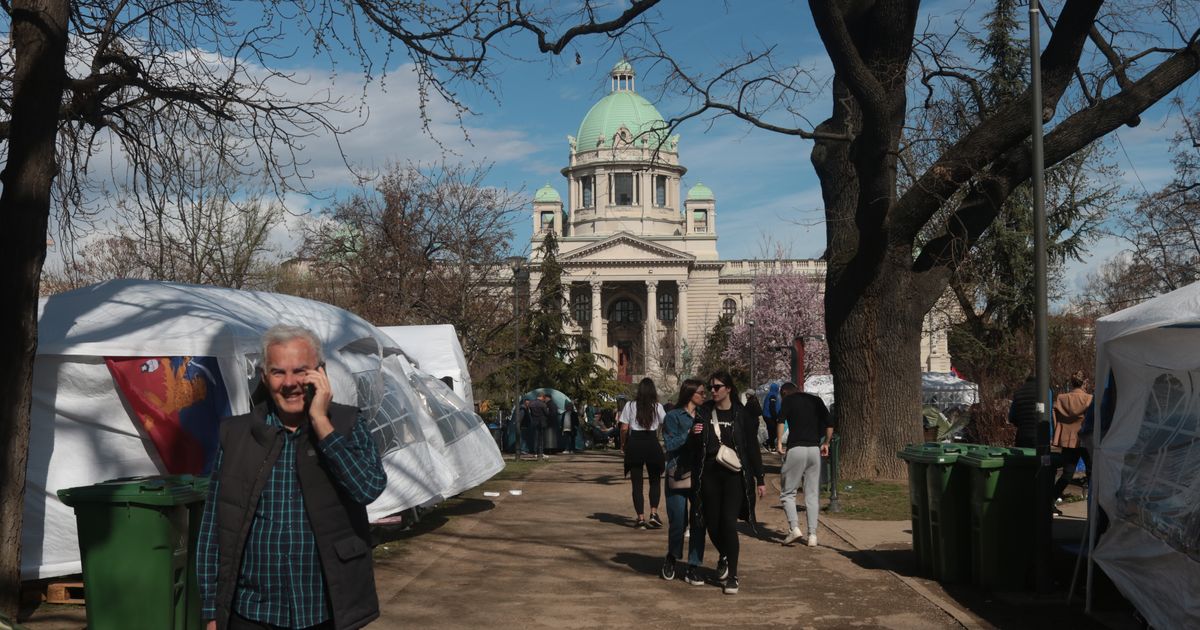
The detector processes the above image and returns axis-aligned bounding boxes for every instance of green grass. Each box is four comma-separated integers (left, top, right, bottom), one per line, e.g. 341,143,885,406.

824,478,911,521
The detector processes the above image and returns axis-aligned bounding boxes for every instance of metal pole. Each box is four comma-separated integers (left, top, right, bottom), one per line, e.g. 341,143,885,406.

1030,4,1054,595
512,263,524,461
749,320,756,392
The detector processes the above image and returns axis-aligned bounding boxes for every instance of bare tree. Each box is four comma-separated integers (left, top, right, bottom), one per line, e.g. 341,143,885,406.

298,162,525,365
0,0,660,610
615,2,1199,476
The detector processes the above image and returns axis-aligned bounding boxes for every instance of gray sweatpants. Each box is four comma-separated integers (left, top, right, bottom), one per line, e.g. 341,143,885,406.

779,445,821,534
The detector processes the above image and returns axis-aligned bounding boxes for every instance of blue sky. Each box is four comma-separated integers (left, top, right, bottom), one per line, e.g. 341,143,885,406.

221,3,1196,301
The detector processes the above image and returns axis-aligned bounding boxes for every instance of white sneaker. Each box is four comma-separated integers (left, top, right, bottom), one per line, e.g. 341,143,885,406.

782,527,804,546
806,533,818,547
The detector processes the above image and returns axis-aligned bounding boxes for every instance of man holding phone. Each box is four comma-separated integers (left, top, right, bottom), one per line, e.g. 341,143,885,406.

197,324,387,629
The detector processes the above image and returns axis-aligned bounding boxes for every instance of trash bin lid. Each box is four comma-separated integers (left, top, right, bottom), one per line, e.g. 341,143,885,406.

899,442,967,464
958,446,1040,469
58,474,209,507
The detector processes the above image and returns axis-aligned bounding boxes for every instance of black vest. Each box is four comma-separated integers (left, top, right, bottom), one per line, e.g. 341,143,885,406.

212,402,379,630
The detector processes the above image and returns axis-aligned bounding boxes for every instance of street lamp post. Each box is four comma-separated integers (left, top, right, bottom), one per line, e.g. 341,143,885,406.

508,257,528,461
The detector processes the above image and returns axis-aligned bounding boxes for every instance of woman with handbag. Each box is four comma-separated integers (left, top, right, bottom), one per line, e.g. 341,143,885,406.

620,377,667,529
693,370,765,595
660,379,707,584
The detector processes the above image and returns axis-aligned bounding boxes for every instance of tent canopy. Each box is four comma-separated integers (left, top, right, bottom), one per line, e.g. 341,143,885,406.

798,372,978,411
1090,281,1200,629
379,324,475,408
25,279,502,580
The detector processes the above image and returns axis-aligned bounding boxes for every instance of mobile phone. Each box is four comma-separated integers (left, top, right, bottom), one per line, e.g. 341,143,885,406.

303,362,326,406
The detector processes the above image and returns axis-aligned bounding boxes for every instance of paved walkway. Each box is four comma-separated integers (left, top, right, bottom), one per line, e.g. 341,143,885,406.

372,451,958,628
20,450,1133,629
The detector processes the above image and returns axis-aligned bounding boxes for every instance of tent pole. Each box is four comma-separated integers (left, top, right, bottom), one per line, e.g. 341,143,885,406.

1085,371,1105,613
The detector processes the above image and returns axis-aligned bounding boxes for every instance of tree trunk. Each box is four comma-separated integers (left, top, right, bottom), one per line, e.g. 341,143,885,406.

0,0,69,615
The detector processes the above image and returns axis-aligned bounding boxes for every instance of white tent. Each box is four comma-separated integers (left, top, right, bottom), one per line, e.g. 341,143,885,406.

379,325,474,408
800,372,978,411
1089,282,1200,628
25,280,502,580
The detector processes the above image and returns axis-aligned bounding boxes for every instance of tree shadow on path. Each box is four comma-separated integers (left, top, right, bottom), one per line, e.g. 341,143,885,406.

611,551,662,576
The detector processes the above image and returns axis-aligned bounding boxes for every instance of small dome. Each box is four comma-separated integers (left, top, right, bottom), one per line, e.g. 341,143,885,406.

534,183,562,203
611,58,634,75
687,182,714,201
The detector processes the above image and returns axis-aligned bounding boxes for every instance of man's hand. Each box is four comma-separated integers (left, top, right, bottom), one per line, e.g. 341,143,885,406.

820,443,830,457
756,484,766,499
306,364,334,439
777,446,786,457
206,621,216,630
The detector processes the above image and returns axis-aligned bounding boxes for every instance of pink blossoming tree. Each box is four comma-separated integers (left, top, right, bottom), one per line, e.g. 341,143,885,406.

723,271,829,385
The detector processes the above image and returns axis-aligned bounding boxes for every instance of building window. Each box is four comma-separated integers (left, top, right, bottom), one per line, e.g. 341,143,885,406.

612,173,635,205
654,175,668,207
540,211,555,232
657,292,675,322
722,298,737,317
580,175,594,208
611,299,640,323
573,292,591,324
693,209,708,233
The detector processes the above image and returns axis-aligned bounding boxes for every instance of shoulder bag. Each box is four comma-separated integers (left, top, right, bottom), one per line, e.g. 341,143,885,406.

711,409,742,472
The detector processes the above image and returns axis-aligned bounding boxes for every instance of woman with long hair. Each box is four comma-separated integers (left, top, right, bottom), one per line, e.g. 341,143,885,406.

660,379,707,584
693,370,764,594
619,377,667,529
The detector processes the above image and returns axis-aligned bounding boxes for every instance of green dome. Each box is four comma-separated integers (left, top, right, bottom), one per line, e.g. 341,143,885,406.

687,182,714,201
534,183,561,203
576,91,669,151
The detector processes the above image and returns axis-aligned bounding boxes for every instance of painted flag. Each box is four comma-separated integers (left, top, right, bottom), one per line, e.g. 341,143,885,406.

106,356,231,475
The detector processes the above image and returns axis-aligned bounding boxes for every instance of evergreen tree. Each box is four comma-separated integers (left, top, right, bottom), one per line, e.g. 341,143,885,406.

498,230,623,402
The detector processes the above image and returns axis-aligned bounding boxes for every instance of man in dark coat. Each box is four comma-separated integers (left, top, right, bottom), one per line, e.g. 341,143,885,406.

196,324,386,630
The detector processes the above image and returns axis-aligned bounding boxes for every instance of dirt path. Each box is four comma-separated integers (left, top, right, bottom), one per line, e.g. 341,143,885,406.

372,451,960,629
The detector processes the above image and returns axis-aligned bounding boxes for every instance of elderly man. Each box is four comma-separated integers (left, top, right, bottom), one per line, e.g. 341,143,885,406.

197,324,387,629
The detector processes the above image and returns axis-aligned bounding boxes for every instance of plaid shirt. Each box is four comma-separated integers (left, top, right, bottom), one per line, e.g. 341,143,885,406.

197,412,386,628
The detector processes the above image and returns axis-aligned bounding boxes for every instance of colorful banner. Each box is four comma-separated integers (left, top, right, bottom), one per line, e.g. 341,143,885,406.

106,356,230,475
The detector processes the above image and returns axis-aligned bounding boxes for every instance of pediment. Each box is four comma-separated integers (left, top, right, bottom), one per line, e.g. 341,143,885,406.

560,232,694,265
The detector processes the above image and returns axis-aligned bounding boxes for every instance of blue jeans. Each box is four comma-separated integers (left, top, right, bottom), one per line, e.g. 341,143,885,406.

665,486,705,566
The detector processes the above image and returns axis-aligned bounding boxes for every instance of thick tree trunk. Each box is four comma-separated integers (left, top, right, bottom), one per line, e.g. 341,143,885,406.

825,255,926,479
0,0,69,615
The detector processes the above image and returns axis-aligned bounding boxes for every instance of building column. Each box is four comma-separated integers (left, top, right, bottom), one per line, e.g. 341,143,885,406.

677,281,689,370
645,280,658,375
590,280,603,353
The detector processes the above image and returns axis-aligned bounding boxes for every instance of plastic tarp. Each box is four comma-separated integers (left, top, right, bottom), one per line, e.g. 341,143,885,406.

799,372,977,412
24,279,502,580
379,325,475,408
1091,281,1200,629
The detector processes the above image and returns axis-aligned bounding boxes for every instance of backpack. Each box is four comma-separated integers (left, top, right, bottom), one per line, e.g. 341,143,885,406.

763,390,781,420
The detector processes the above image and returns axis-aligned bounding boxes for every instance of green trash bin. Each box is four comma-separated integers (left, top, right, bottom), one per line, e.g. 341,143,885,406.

958,447,1039,590
58,475,209,630
898,443,943,575
922,443,974,583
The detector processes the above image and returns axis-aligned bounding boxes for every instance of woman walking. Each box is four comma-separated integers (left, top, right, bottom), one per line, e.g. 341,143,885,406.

620,377,667,529
660,379,707,584
695,370,764,594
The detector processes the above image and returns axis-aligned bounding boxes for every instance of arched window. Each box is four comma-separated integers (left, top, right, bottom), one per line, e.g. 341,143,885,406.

657,292,675,322
722,298,737,317
610,299,640,323
573,292,591,324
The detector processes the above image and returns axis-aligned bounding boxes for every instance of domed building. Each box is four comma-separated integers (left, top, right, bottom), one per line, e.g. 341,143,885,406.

523,60,950,383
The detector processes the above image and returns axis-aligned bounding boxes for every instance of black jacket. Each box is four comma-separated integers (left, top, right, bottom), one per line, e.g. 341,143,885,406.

692,400,764,529
212,402,379,630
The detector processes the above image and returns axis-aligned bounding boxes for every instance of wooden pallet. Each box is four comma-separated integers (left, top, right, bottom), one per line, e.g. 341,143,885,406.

44,581,85,605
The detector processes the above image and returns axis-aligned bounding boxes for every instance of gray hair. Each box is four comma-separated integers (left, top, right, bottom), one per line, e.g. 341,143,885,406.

260,324,325,370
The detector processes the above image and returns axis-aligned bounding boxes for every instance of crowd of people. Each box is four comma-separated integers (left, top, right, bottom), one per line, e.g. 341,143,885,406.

617,371,833,595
